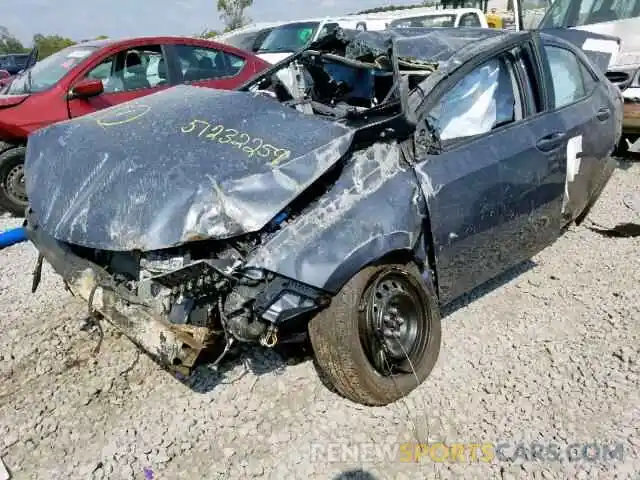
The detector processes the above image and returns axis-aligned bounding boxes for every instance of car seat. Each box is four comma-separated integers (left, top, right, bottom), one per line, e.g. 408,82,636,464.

123,52,151,90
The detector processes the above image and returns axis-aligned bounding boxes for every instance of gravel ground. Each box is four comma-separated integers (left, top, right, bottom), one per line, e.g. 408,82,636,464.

1,158,639,480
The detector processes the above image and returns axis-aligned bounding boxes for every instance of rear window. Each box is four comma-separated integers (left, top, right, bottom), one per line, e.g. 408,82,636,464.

390,14,457,28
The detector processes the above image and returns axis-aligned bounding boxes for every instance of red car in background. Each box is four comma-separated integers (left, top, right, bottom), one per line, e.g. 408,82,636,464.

0,36,270,216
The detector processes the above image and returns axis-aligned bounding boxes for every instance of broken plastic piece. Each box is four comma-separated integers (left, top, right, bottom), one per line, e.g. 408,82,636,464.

0,456,10,480
209,336,235,371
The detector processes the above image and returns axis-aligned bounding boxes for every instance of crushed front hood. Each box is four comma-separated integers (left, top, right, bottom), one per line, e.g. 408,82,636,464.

24,85,354,251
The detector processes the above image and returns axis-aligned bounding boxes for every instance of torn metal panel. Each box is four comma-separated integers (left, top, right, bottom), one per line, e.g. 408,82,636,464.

245,140,427,293
24,85,354,251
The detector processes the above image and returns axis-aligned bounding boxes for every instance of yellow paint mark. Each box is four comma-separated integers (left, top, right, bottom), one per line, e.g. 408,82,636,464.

96,104,151,127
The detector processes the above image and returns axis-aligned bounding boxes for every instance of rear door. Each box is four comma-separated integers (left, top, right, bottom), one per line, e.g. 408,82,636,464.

537,34,620,222
68,43,173,118
414,41,566,303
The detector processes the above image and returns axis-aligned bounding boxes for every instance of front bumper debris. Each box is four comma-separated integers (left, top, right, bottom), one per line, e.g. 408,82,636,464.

23,210,214,376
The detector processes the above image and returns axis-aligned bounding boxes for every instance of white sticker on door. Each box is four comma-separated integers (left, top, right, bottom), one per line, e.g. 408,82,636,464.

562,135,583,214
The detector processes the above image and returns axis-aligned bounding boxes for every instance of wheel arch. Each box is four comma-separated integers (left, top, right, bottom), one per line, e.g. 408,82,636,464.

322,224,440,300
0,141,23,154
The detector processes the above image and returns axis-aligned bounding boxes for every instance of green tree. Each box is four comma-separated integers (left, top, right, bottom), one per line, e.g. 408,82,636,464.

0,26,28,54
32,33,76,59
196,28,220,39
217,0,253,31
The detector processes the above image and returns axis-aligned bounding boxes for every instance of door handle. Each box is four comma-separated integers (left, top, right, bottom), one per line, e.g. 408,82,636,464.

596,107,611,121
536,132,566,152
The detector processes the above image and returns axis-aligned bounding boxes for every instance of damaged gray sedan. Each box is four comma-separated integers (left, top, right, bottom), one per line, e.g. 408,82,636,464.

23,26,622,406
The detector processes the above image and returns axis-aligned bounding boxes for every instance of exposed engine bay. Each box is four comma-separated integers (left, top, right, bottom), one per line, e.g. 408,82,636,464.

242,27,438,120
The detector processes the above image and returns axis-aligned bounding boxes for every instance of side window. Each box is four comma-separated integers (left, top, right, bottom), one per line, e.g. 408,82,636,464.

86,57,113,81
85,56,119,93
459,13,482,27
543,45,588,108
92,45,167,93
174,45,246,82
424,56,523,143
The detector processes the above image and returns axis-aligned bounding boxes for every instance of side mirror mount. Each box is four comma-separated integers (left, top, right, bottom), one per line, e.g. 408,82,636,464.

0,70,10,80
69,78,104,99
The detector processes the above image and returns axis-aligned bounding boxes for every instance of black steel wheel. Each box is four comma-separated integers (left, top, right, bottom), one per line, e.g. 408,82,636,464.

359,269,430,376
0,146,28,216
309,262,441,406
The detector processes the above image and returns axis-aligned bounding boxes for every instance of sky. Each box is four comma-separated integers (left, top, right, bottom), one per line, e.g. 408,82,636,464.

3,0,426,45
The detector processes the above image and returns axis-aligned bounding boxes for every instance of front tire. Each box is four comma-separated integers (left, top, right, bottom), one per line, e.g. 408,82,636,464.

0,146,28,216
309,263,441,406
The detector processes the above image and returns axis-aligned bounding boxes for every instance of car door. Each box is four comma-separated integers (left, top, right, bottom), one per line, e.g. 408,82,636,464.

68,43,173,118
537,36,619,222
167,43,260,91
413,43,567,304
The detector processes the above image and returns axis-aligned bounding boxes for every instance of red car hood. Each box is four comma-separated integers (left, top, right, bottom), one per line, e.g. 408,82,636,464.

0,93,28,109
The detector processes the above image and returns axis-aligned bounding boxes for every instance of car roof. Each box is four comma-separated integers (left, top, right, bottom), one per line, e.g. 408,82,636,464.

73,36,234,49
377,27,522,67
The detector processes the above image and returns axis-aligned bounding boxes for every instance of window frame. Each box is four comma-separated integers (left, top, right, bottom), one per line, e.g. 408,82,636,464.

168,43,248,83
83,43,172,94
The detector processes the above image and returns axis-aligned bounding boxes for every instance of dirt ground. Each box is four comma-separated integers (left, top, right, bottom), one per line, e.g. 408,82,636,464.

0,158,638,480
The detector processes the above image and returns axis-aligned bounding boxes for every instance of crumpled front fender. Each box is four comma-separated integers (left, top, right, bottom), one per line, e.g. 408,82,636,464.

246,140,429,294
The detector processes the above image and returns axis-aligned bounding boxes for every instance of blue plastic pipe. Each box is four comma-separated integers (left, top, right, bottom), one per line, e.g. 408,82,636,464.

0,227,28,250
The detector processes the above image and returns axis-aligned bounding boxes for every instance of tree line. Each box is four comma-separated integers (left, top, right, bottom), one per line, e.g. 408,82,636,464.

0,0,252,58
